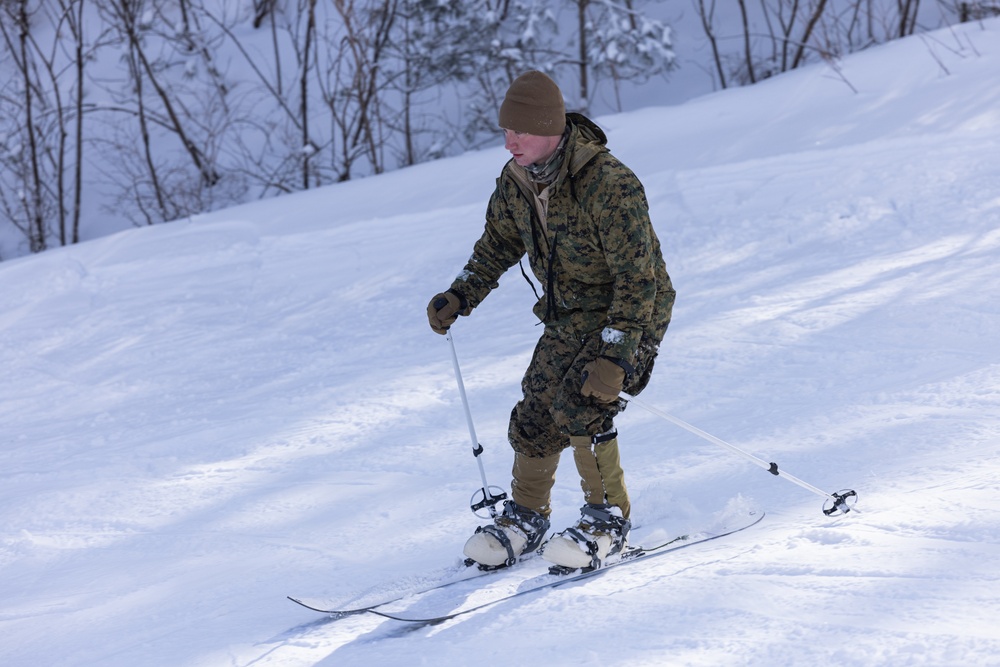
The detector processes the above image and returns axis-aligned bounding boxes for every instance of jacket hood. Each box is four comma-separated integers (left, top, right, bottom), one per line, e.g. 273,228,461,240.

564,112,608,178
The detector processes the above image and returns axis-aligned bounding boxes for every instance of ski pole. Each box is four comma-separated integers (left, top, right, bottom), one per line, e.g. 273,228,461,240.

621,391,857,516
444,329,507,518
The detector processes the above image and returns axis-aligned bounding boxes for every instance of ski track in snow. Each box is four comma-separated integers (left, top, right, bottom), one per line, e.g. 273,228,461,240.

1,19,1000,667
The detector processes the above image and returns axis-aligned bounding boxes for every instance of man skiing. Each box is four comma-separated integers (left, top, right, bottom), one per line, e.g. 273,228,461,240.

427,71,675,570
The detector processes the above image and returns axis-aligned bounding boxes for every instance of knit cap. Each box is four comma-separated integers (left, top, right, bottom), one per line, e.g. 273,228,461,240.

498,71,566,136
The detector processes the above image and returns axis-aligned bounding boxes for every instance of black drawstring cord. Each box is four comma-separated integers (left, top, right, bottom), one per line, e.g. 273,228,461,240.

518,260,541,302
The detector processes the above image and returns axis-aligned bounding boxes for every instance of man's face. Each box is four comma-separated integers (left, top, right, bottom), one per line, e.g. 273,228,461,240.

503,129,561,167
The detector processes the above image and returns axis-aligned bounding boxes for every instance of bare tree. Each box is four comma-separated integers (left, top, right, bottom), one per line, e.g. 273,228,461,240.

91,0,240,225
738,0,757,83
301,0,318,189
0,0,49,252
252,0,277,28
318,0,398,180
201,3,307,197
575,0,591,104
104,0,220,187
60,0,87,245
896,0,920,36
695,0,728,88
791,0,830,68
385,0,515,165
697,0,950,90
955,0,1000,20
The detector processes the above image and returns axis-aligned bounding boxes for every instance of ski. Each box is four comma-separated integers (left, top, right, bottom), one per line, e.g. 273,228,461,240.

287,554,535,619
289,510,763,622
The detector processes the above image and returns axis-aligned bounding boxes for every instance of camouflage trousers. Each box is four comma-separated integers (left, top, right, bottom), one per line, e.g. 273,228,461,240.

507,325,659,519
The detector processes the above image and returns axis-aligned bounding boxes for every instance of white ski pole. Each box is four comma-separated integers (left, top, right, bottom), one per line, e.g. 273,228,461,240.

444,330,508,518
621,391,857,516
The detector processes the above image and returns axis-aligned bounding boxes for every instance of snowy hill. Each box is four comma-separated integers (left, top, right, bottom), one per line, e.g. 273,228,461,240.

2,19,999,667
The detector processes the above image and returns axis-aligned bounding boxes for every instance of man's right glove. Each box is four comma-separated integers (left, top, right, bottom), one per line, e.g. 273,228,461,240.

427,289,471,334
581,356,628,403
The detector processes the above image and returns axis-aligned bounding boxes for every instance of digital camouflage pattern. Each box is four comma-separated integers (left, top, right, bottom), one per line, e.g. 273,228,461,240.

449,113,675,462
451,113,674,367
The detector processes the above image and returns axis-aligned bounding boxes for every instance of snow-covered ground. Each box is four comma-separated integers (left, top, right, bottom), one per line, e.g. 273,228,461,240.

2,19,999,667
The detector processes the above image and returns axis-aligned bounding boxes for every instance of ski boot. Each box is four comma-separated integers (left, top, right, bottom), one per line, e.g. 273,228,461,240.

463,500,550,570
541,503,631,572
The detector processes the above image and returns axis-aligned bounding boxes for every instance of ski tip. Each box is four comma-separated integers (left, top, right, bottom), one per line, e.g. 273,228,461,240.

287,596,339,614
287,596,315,609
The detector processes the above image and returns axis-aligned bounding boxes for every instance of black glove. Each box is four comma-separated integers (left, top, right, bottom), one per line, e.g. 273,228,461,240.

427,289,471,334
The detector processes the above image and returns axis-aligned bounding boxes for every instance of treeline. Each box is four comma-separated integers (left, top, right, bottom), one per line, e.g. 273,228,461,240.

697,0,995,87
0,0,992,257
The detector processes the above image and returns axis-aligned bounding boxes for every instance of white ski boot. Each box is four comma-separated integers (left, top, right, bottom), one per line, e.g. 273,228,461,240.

463,500,550,569
541,503,630,571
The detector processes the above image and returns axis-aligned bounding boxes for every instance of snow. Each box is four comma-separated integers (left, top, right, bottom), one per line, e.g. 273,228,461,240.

601,327,626,345
2,18,1000,667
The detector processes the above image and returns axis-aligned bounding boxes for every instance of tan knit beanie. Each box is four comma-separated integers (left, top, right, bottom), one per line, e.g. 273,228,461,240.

498,71,566,136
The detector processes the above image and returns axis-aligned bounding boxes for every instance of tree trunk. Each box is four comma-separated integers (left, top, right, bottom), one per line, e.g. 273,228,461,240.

791,0,829,69
577,0,589,106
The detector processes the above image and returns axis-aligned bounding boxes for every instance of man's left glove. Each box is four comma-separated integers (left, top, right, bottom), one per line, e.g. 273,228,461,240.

581,357,628,403
427,289,471,335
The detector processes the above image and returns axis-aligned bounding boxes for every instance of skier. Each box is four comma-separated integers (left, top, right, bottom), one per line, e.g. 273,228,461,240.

427,71,675,570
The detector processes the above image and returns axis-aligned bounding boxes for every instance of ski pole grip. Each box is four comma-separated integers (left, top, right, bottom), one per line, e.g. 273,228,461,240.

434,297,448,310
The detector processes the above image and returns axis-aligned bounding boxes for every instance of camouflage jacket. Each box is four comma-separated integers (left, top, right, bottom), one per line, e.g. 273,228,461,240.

451,113,675,368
